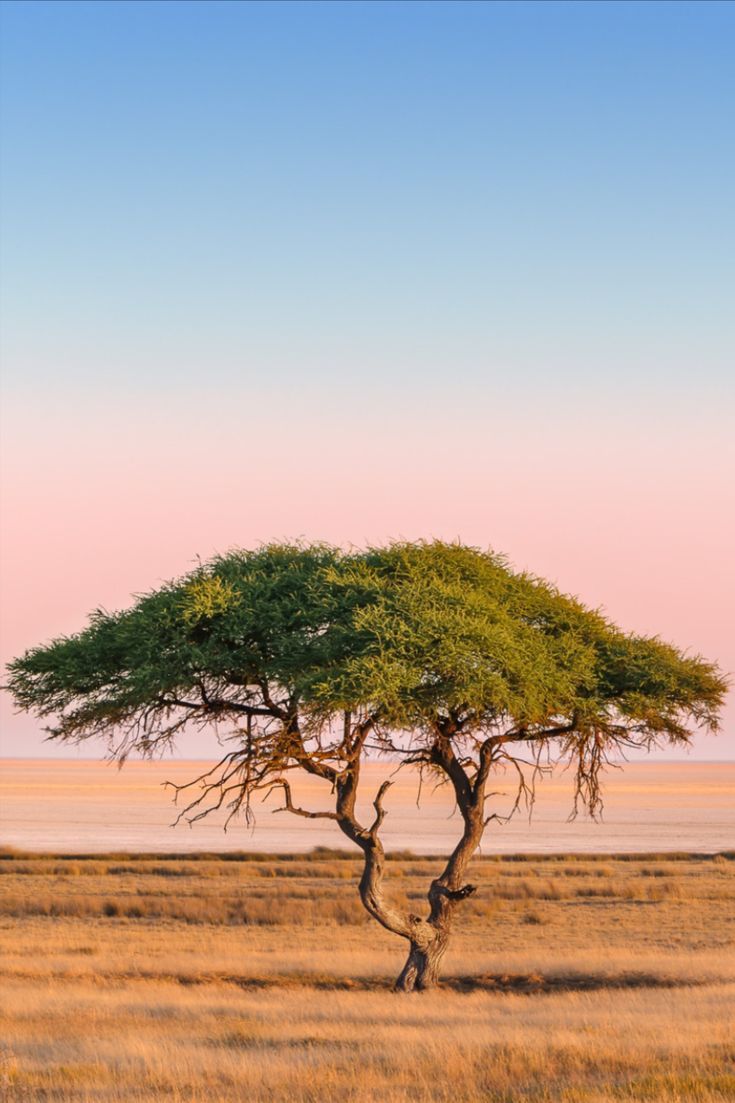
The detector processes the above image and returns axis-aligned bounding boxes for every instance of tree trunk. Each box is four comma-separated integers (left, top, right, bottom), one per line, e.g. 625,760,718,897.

395,928,449,992
332,736,484,993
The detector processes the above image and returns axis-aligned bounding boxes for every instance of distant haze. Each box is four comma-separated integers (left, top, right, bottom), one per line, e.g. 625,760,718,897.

2,760,733,855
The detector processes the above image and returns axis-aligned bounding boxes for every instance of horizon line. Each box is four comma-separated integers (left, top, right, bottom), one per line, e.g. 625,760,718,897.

2,755,734,765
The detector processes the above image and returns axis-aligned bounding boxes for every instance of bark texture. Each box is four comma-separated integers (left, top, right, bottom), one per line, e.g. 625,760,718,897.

332,720,487,991
282,714,513,991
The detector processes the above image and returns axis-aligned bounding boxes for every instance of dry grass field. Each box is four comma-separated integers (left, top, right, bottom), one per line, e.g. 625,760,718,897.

1,850,734,1102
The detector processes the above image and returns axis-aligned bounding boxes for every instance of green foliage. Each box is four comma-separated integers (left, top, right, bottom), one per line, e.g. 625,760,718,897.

6,541,727,773
7,543,357,744
319,542,596,727
181,576,241,625
317,542,725,744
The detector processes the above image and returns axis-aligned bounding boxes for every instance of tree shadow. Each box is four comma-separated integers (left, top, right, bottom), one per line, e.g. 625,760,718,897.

172,970,716,994
441,971,707,994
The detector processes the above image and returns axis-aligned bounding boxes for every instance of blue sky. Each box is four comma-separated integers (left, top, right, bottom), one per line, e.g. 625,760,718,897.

2,0,733,402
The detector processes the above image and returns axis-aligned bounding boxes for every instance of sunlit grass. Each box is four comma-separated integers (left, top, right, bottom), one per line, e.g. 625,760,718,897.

1,852,733,1100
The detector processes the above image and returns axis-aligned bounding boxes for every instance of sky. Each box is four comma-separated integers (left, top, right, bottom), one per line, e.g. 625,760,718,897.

0,0,733,759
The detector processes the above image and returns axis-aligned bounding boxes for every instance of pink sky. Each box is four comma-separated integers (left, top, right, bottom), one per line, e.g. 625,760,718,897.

1,388,732,759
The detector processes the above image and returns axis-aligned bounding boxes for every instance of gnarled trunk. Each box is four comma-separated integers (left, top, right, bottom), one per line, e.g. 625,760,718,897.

393,881,477,991
333,727,486,992
395,927,450,991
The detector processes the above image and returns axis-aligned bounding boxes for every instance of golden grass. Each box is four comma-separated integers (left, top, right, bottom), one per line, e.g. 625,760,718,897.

1,852,734,1101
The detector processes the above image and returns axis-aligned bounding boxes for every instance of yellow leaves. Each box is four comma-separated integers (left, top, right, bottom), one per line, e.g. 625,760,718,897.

180,576,240,626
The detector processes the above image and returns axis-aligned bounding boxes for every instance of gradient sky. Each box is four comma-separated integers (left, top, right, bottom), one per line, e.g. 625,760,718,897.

1,0,733,758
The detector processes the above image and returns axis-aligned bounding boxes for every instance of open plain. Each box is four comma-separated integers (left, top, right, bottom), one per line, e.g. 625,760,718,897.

1,848,734,1102
2,759,734,855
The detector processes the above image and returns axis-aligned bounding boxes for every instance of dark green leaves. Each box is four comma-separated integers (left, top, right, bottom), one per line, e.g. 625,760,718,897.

6,541,727,757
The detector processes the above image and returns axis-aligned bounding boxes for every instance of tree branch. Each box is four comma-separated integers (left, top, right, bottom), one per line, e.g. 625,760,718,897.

159,694,278,718
474,720,578,797
257,679,289,720
434,883,477,901
265,778,339,821
369,779,393,838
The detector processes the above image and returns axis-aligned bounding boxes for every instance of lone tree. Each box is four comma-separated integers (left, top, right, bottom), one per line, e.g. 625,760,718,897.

7,542,726,990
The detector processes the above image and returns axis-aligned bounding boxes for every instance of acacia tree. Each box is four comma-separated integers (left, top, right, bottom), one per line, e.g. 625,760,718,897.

7,542,726,991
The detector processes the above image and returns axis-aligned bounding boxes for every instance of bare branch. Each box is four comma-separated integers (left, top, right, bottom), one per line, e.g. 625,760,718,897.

369,779,393,837
264,778,339,821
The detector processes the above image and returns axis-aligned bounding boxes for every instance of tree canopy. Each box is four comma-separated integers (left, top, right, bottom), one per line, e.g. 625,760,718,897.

9,541,724,798
7,541,727,989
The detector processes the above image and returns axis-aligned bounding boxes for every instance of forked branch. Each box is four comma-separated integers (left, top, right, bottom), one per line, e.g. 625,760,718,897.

266,778,339,821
